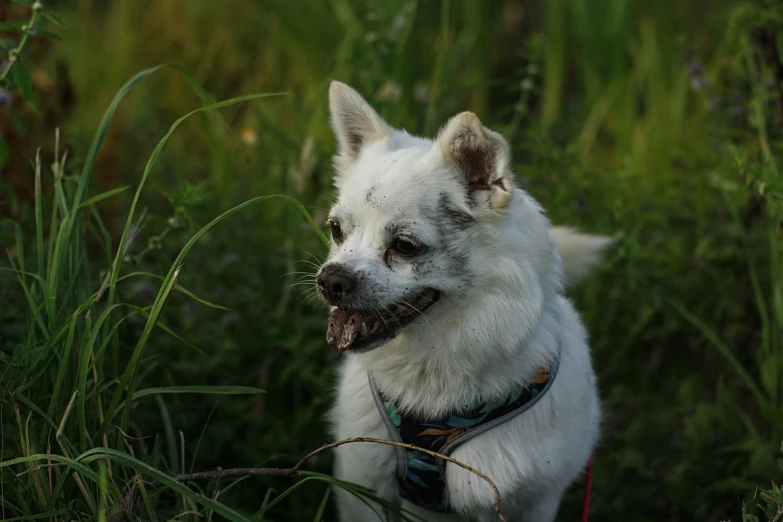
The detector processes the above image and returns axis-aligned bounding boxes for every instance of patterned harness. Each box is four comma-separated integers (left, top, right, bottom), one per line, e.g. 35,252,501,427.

369,356,560,513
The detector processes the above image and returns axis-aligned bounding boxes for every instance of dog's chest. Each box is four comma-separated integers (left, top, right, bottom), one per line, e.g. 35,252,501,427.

376,363,557,513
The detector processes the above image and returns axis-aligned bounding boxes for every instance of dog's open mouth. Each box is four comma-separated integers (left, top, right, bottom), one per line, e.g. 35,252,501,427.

326,289,440,352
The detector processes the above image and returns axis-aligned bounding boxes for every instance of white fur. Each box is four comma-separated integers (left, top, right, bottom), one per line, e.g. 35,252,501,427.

322,82,610,522
549,227,615,285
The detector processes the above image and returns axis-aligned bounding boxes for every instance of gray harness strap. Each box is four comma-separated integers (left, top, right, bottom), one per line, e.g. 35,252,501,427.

368,353,560,513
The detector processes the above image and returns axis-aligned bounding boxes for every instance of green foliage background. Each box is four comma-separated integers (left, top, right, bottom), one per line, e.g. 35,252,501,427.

1,0,783,520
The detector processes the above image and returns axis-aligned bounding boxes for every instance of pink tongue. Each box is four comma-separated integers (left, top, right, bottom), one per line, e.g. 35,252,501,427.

326,310,363,352
338,312,363,351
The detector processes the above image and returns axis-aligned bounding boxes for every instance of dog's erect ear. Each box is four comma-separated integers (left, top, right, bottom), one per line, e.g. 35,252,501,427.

434,112,514,211
329,81,390,167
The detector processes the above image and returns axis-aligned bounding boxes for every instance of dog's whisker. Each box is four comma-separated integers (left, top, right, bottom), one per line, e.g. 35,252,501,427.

303,292,323,306
284,279,316,288
392,298,432,326
287,279,316,287
281,272,318,285
286,280,318,291
301,250,325,264
376,306,394,331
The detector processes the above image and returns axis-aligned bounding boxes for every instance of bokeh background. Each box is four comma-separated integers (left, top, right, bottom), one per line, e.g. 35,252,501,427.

1,0,783,520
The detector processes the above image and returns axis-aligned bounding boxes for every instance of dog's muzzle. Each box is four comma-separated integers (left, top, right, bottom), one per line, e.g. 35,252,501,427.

316,263,357,305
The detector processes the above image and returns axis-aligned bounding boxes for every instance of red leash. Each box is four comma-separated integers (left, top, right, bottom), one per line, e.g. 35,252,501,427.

581,456,594,522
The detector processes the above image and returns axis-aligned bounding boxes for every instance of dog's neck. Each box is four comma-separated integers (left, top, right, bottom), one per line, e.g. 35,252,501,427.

355,283,564,418
349,191,566,418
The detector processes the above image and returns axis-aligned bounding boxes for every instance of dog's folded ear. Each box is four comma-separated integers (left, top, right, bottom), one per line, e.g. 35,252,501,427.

434,112,514,211
329,81,390,170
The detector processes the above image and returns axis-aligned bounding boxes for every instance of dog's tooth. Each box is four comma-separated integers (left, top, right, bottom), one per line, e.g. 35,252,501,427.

361,322,368,335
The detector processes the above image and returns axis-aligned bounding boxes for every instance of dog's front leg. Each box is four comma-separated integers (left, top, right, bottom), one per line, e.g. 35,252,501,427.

333,440,399,522
330,359,400,522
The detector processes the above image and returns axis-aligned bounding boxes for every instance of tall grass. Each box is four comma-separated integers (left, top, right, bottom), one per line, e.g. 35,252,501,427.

0,66,363,520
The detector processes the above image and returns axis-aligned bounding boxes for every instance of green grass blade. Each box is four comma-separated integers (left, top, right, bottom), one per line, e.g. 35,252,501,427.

73,65,167,206
75,186,131,210
79,448,251,522
134,386,265,399
98,461,108,522
0,453,99,483
100,184,317,441
14,391,59,432
156,395,179,476
126,304,205,353
96,94,289,441
105,92,287,310
669,299,771,413
76,302,127,449
4,248,51,339
137,478,159,522
47,65,168,314
108,387,263,424
118,271,230,311
1,510,71,521
46,309,84,420
46,64,231,322
313,484,332,522
34,151,43,282
191,403,219,481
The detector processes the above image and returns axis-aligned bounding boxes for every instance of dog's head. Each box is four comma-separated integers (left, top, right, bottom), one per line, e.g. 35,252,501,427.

316,82,558,354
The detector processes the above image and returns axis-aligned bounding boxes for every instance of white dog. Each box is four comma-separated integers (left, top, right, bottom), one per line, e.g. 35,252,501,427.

316,81,611,522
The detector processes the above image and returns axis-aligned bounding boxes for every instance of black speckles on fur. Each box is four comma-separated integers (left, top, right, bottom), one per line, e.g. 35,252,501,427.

437,192,475,231
424,192,472,283
409,257,437,278
442,243,470,278
365,182,380,204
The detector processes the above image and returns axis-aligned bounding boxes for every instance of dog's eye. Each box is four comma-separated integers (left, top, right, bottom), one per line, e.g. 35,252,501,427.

391,237,421,256
330,220,344,243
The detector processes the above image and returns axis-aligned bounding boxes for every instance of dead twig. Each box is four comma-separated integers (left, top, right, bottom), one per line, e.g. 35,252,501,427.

174,436,507,522
110,436,506,521
174,466,298,481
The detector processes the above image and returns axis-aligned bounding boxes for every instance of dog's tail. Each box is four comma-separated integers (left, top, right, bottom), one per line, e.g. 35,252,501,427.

550,227,614,285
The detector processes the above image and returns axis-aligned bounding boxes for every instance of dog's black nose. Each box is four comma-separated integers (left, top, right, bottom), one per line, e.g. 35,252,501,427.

317,264,356,303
